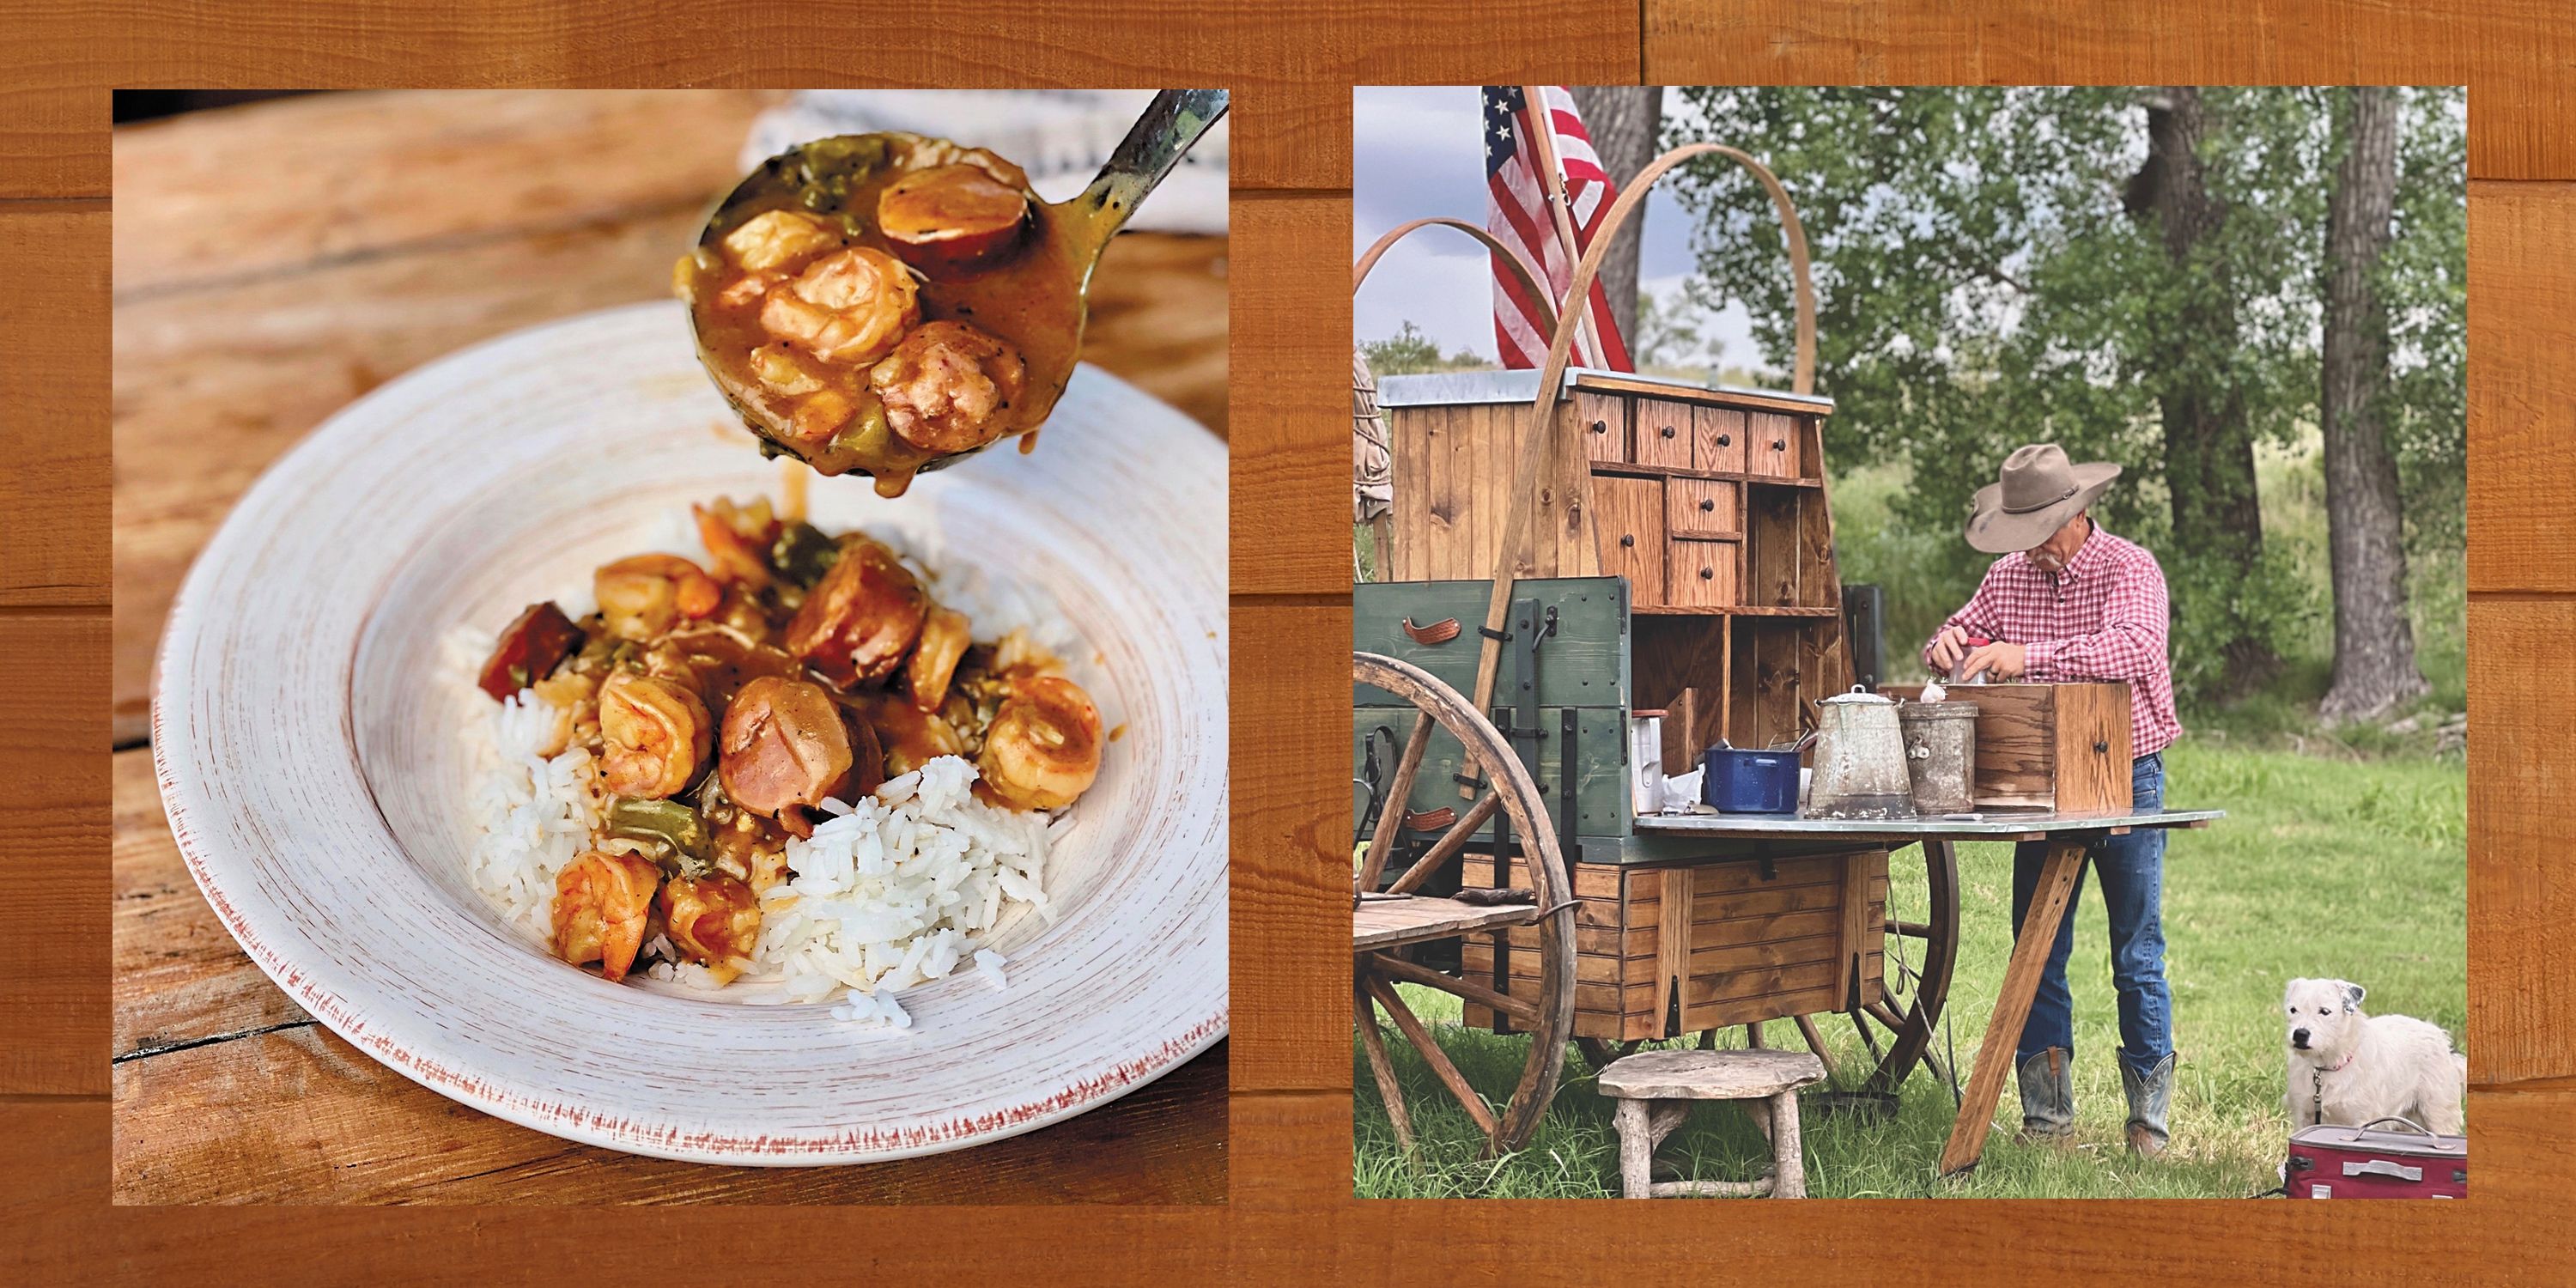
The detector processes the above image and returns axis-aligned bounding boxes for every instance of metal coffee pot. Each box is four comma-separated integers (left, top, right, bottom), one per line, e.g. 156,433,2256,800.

1806,686,1919,820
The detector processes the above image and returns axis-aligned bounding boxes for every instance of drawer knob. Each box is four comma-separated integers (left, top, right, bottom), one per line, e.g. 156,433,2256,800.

1716,434,1731,447
1619,534,1634,548
1699,568,1714,580
1660,425,1676,438
1698,498,1716,512
1771,439,1787,451
1590,419,1607,434
2095,739,2111,754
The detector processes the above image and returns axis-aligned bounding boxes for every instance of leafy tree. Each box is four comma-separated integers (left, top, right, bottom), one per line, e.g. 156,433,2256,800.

1359,320,1492,376
1662,87,2458,704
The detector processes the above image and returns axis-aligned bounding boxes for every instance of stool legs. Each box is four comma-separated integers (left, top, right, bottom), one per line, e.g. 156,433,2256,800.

1612,1092,1808,1198
1615,1097,1655,1198
1769,1089,1806,1198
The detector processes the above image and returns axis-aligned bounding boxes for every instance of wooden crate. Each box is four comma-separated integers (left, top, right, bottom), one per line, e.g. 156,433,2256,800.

1880,682,2133,815
1457,850,1886,1042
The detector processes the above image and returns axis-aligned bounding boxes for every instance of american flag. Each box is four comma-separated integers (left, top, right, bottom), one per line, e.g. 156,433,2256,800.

1483,85,1633,371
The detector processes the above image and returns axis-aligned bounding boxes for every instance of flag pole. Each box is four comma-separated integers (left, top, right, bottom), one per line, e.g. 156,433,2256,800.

1519,84,1607,368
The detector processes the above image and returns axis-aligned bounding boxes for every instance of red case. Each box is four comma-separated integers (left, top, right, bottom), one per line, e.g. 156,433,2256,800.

2286,1121,2466,1199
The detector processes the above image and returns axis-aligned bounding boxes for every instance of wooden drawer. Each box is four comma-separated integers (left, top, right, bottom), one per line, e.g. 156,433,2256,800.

1575,392,1627,464
1747,410,1801,477
1666,538,1739,607
1692,406,1748,473
1879,683,2134,815
1666,477,1740,537
1592,473,1665,604
1632,398,1693,468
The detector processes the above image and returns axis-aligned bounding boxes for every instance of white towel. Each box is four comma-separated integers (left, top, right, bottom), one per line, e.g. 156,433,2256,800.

740,90,1228,235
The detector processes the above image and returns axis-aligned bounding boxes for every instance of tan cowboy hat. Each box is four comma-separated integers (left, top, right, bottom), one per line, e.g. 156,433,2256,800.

1965,443,2122,554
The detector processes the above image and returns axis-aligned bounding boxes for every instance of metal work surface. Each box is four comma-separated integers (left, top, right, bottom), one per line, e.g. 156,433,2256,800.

1374,366,1838,410
1633,807,2224,839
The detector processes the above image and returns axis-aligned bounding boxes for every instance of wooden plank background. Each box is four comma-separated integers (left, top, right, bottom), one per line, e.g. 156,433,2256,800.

3,0,2570,1279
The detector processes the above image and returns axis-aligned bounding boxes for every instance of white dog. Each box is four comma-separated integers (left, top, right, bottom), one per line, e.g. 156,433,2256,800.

2282,977,2465,1135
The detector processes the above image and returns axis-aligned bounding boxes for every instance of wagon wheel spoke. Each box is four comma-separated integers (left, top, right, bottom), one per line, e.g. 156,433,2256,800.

1384,791,1503,896
1790,1012,1839,1082
1355,711,1436,896
1364,950,1538,1028
1355,974,1416,1157
1862,837,1961,1096
1886,919,1936,938
1367,975,1500,1143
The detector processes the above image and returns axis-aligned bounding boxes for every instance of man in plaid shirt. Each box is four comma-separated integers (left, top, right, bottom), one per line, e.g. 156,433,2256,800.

1923,443,2180,1157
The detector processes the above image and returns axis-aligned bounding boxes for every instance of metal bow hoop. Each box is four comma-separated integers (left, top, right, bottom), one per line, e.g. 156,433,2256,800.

1352,217,1559,341
1467,143,1820,714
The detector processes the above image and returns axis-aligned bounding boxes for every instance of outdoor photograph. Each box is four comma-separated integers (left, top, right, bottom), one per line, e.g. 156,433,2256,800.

112,88,1229,1202
1351,84,2467,1199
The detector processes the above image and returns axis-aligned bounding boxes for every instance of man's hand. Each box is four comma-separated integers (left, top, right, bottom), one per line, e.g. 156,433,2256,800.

1959,640,2027,682
1929,626,1976,671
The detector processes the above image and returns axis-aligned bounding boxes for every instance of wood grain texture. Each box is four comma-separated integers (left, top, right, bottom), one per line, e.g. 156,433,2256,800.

0,1102,109,1280
2465,179,2576,592
1646,1,2574,180
1230,192,1349,594
111,90,1228,743
1231,600,1350,1092
0,207,111,606
0,617,110,1096
0,21,105,197
2464,598,2576,1085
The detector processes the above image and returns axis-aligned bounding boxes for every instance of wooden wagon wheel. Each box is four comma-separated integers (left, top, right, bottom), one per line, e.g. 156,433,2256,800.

1845,838,1961,1095
1352,651,1577,1158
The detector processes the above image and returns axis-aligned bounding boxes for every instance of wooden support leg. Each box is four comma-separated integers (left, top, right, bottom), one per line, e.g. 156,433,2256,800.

1356,974,1415,1160
1770,1089,1807,1198
1792,1012,1839,1082
1938,837,2088,1177
1615,1097,1654,1199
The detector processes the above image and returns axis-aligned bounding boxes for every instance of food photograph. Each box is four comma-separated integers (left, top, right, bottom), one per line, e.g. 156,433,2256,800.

111,88,1230,1202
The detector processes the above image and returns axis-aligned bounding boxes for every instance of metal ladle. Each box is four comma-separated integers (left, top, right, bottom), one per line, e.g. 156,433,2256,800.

687,88,1228,495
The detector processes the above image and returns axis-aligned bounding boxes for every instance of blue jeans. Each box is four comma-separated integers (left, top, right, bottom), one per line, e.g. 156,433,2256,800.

2010,752,2172,1082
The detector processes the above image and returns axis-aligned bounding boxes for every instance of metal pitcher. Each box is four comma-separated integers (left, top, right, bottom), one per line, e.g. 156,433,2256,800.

1806,687,1918,819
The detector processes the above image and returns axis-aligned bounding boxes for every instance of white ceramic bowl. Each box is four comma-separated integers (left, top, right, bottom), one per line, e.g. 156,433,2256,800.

153,302,1228,1164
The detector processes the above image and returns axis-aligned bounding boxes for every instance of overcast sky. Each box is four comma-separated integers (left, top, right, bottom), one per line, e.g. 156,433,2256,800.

1352,86,1754,368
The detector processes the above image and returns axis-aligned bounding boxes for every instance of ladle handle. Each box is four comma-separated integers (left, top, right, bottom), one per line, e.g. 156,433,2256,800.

1071,89,1229,258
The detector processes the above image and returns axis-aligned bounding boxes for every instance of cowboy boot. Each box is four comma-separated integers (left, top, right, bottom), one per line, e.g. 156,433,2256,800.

2122,1054,2175,1157
2016,1048,2075,1145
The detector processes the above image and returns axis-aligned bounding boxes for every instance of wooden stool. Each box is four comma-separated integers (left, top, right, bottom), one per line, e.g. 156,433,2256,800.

1598,1048,1826,1198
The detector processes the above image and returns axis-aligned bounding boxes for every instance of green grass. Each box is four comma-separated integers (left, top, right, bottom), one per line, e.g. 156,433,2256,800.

1354,742,2466,1198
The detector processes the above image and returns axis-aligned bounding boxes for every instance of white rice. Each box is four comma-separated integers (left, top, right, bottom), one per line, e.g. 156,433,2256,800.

448,622,1056,1029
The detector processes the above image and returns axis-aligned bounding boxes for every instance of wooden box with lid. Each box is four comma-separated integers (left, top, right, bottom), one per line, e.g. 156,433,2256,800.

1879,682,2134,816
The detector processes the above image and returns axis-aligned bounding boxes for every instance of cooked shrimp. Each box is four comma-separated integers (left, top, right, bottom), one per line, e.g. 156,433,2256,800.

693,499,775,589
529,669,600,758
721,209,842,273
868,321,1029,455
760,246,921,367
598,671,713,799
783,535,928,686
658,874,763,976
719,675,854,817
595,554,721,641
551,849,663,982
977,674,1103,811
906,604,971,712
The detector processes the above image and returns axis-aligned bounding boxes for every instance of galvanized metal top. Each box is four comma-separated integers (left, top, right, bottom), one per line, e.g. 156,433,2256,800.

1632,807,2224,838
1374,367,1838,412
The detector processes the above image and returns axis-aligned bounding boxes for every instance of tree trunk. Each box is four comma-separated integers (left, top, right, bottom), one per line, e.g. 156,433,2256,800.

2318,86,2429,724
2127,86,2278,693
1569,86,1663,345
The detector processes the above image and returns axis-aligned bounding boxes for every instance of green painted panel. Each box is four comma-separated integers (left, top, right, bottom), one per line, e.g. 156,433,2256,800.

1353,577,1630,711
1352,706,1633,842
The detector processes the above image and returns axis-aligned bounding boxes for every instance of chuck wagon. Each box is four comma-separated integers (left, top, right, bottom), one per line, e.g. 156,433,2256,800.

1351,143,2216,1176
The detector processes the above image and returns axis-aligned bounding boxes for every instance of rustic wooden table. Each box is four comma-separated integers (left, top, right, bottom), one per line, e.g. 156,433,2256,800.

1639,811,2221,1176
109,89,1227,1204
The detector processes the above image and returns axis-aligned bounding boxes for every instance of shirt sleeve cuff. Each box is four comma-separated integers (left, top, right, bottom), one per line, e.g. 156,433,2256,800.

2022,640,2057,682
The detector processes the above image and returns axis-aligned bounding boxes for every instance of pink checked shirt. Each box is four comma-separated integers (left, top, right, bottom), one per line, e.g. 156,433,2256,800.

1920,523,2181,758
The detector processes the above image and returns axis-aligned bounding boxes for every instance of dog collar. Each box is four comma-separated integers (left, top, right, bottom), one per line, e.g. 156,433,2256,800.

2323,1050,2355,1073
